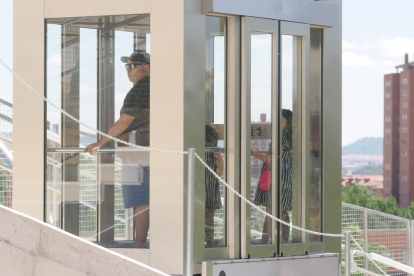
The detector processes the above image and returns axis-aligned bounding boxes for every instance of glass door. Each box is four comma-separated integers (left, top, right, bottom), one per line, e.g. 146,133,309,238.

45,14,151,248
241,17,278,258
241,18,311,258
279,21,310,256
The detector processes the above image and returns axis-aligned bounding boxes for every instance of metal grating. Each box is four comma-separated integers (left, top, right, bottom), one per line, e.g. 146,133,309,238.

342,202,411,276
0,98,13,208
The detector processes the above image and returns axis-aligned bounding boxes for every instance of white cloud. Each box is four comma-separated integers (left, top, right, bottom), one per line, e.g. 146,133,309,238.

79,84,97,95
360,42,378,51
380,37,414,59
80,68,92,75
378,59,396,67
47,54,61,67
343,52,374,68
251,35,272,49
342,41,356,50
342,37,414,64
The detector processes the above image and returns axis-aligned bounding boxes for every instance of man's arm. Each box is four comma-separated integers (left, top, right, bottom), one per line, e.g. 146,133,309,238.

84,113,134,155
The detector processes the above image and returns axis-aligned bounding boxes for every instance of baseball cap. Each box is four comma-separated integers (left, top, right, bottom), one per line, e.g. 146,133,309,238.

120,50,150,64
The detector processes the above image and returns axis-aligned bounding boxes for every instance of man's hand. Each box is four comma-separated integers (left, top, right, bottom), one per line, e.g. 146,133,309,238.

83,114,134,155
84,141,102,156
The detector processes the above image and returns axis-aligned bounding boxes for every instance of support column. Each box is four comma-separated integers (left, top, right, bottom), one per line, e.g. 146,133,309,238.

98,20,116,246
150,0,205,274
13,0,45,220
322,0,342,256
150,1,185,274
61,25,80,236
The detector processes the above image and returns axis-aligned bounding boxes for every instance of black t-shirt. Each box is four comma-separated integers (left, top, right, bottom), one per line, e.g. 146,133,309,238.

120,76,150,129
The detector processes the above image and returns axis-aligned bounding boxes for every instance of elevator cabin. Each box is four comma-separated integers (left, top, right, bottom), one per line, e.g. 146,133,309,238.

12,0,342,275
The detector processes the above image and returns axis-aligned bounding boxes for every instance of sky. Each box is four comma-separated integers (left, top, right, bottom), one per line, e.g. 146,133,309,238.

342,0,414,146
1,0,414,146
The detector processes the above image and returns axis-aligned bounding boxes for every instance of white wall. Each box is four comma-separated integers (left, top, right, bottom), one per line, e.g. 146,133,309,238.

0,204,169,276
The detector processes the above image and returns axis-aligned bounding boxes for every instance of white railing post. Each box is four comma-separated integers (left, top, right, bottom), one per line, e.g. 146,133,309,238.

185,148,195,276
345,231,352,276
411,220,414,275
364,209,368,270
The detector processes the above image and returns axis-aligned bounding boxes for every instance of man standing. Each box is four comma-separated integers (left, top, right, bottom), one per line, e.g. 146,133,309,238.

85,50,150,247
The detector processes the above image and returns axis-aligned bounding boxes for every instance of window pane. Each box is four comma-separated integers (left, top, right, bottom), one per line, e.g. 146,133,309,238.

281,35,302,244
114,31,134,124
205,16,226,248
46,14,151,248
309,28,322,242
46,23,62,228
46,24,62,143
250,32,273,245
79,28,98,146
78,152,98,241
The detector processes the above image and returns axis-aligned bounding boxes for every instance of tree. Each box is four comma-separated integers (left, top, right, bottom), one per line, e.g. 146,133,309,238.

342,184,414,220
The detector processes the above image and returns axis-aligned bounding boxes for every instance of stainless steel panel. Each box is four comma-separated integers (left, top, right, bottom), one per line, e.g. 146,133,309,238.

322,0,342,256
241,17,279,259
208,254,340,276
202,0,339,27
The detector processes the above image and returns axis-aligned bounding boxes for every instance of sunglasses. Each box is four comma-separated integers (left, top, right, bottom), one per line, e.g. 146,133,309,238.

124,63,147,70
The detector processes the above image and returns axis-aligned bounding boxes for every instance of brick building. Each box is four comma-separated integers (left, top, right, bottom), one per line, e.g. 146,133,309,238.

384,54,414,207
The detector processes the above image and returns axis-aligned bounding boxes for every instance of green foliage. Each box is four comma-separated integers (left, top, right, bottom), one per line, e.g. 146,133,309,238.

342,184,414,220
341,226,389,273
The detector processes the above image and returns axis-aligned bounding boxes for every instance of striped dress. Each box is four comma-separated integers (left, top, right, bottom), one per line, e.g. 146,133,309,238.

281,135,293,211
253,135,293,211
205,152,223,210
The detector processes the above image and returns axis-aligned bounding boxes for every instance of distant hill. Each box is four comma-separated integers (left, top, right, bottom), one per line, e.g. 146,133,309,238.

342,137,383,156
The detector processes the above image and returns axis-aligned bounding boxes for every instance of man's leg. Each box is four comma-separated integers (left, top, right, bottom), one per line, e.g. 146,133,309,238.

133,204,150,247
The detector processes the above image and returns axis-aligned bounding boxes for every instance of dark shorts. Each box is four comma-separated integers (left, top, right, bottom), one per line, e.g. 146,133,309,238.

121,166,150,209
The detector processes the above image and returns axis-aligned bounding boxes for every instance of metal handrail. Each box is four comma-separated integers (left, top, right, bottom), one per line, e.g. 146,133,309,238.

342,202,414,276
352,248,414,274
0,134,12,144
0,98,12,108
46,147,225,153
0,163,12,174
0,113,12,124
342,202,411,223
46,147,149,153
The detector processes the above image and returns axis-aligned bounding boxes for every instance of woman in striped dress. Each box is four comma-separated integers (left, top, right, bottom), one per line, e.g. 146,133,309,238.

252,109,293,244
205,125,224,247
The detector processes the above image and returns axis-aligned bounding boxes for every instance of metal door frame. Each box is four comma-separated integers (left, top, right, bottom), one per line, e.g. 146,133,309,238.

279,21,311,257
241,16,279,258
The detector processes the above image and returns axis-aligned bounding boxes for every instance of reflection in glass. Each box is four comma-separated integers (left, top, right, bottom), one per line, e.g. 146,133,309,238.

281,35,302,244
250,32,272,245
205,16,226,248
77,153,98,241
115,31,134,124
45,15,151,248
79,28,98,146
46,152,61,228
46,23,62,228
310,28,322,242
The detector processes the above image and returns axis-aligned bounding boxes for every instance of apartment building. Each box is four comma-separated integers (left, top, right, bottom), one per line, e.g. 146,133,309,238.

384,54,414,207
